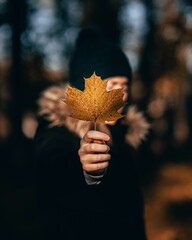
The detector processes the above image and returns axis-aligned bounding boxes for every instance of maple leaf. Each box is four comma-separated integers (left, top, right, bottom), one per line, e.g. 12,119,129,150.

63,72,125,124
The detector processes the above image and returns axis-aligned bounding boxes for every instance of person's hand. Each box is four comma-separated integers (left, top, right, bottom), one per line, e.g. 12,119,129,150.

78,130,111,175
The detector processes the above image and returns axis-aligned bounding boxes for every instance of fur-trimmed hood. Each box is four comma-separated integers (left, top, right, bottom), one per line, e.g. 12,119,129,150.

37,84,150,149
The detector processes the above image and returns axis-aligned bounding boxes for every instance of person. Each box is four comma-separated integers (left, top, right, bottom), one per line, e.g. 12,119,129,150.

34,28,150,240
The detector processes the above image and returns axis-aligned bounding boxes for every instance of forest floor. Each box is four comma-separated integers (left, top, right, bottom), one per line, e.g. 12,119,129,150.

144,162,192,240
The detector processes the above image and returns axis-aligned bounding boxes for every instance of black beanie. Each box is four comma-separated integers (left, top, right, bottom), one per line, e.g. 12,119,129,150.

69,28,132,90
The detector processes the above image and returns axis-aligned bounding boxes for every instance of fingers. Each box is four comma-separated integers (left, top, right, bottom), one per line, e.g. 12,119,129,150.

82,160,110,172
78,147,111,172
80,142,110,154
82,130,110,144
80,152,111,164
79,130,111,173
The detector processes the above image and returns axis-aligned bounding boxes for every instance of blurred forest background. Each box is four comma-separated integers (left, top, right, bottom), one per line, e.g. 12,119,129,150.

0,0,192,239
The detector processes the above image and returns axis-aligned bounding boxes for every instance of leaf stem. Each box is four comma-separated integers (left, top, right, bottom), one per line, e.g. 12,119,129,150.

94,121,97,131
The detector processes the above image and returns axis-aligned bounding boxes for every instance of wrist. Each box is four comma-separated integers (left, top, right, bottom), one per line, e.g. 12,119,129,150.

88,169,106,176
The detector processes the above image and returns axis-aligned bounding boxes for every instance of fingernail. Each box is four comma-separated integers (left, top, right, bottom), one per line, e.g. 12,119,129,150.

105,136,110,141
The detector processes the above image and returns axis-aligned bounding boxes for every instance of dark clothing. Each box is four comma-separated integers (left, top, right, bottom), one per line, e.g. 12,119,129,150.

34,117,147,240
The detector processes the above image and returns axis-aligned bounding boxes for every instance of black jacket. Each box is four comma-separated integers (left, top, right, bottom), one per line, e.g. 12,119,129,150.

34,116,147,240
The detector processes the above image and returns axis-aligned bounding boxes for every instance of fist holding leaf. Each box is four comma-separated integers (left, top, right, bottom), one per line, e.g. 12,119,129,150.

63,72,125,174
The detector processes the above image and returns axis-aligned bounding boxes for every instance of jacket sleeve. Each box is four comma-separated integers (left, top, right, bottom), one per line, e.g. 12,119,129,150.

34,117,86,200
83,169,107,185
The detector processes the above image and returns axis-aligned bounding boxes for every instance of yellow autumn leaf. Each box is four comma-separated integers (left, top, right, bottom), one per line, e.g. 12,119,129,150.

63,72,125,123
